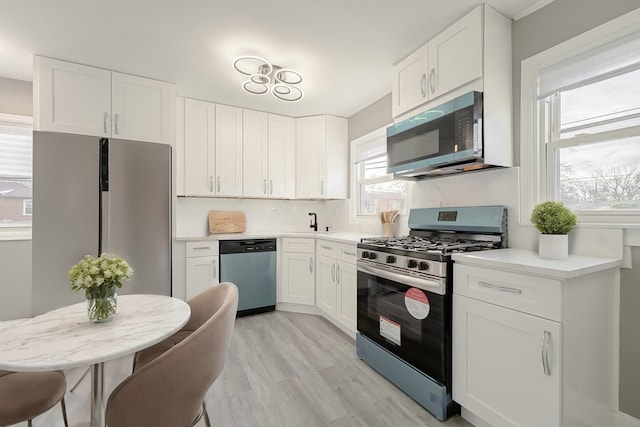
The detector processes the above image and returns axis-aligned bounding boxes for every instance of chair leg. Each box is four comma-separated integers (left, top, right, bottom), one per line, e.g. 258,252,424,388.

60,396,69,427
203,401,211,427
70,366,90,392
28,419,33,427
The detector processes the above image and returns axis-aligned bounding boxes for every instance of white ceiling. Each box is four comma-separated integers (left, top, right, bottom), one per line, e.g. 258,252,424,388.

0,0,544,118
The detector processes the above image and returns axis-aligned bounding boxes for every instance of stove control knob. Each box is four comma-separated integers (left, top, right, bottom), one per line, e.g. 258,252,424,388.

386,255,396,264
407,259,418,268
418,261,429,271
361,251,370,259
368,252,377,260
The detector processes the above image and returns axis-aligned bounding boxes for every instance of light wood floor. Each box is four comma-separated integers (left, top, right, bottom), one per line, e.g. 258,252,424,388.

29,311,472,427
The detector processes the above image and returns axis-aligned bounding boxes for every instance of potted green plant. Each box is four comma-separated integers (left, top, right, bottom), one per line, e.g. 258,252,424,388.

530,201,577,259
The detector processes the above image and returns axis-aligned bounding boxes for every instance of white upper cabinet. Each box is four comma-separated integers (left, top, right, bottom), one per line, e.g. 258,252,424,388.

242,110,295,199
183,98,216,196
215,105,243,197
296,115,347,199
391,45,428,117
242,109,269,198
392,4,507,119
427,6,482,100
111,72,175,143
267,114,296,198
34,56,175,144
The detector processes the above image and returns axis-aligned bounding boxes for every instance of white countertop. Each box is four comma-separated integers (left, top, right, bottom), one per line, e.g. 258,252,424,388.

177,231,377,244
452,248,622,279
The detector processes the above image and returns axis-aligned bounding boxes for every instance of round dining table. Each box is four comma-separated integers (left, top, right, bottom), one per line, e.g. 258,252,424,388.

0,294,191,427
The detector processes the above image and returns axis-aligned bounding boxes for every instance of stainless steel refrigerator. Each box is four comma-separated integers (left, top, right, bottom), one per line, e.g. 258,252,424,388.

32,132,172,315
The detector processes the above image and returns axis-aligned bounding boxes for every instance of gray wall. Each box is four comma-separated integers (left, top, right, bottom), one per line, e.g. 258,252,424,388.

621,247,640,417
347,93,392,142
0,77,33,320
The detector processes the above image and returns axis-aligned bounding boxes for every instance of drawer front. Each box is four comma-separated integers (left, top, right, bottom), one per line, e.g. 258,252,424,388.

453,264,561,321
316,240,341,258
282,238,315,253
186,240,219,257
336,243,357,263
317,240,356,262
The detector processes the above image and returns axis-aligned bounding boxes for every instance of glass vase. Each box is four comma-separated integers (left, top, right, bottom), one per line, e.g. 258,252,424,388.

87,288,117,323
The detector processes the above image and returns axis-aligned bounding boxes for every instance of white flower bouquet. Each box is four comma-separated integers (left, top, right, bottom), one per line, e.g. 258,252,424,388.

69,253,133,322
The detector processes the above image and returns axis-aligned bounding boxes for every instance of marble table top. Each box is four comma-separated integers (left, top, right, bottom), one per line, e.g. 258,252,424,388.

0,294,190,371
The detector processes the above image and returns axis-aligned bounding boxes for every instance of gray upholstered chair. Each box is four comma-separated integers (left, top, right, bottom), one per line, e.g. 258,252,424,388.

0,369,69,427
105,283,239,427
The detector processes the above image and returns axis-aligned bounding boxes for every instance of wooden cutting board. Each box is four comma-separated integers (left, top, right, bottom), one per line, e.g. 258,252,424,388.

208,210,246,234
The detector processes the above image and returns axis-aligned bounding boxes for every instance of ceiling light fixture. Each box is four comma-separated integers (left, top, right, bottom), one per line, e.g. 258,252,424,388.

232,55,303,102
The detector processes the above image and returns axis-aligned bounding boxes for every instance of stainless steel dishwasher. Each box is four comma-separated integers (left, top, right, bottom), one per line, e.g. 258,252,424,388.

219,238,276,317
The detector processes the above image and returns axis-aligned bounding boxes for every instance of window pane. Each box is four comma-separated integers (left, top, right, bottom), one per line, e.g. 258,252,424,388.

560,68,640,138
359,181,406,215
558,137,640,210
0,115,33,228
0,179,33,227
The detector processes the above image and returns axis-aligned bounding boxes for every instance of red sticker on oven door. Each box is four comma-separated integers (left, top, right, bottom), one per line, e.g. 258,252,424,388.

405,288,430,319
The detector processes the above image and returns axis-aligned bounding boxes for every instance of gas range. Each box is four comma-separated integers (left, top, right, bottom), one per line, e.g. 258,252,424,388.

357,205,508,279
355,206,507,422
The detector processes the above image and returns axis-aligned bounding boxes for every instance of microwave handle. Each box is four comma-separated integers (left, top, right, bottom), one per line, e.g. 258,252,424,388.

420,73,426,98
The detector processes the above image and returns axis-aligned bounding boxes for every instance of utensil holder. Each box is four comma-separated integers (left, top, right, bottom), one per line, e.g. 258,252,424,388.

382,223,394,237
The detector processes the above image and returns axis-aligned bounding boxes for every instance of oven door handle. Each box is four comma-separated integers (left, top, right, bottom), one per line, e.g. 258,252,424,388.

357,262,445,295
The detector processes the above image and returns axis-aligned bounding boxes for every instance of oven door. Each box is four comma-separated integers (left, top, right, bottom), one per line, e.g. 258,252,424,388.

357,262,451,387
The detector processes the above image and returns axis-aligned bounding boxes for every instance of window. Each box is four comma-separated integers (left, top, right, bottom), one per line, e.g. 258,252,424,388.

351,126,407,221
0,114,33,229
520,8,640,224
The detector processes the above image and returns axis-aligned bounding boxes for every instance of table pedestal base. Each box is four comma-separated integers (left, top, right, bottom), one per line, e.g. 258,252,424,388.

91,363,105,427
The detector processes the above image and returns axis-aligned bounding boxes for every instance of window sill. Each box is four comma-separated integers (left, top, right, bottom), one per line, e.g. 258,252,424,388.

0,229,32,241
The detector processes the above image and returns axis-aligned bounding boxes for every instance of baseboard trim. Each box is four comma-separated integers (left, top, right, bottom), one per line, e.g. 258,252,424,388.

616,411,640,427
276,302,320,316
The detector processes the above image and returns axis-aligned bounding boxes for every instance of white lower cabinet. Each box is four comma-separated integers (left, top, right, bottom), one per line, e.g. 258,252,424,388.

452,250,620,427
185,241,219,300
453,294,560,427
280,238,315,305
316,240,357,335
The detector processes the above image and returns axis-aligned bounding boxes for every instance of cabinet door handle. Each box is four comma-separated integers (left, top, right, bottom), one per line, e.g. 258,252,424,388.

192,246,211,250
309,257,313,273
331,263,335,282
321,245,332,250
103,112,108,134
209,176,214,192
114,113,119,135
541,331,551,375
320,180,324,196
263,179,267,195
270,180,273,195
217,176,221,192
420,73,427,98
343,250,355,257
212,259,217,281
429,68,436,93
337,263,341,284
478,281,523,294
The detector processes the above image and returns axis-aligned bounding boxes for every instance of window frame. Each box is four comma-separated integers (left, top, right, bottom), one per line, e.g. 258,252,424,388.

0,113,33,239
520,7,640,226
349,125,410,224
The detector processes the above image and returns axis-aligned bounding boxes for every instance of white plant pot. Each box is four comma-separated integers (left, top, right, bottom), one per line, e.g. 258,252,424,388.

538,234,568,259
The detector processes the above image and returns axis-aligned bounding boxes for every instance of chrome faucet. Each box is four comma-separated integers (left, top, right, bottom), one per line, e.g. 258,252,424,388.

308,212,318,232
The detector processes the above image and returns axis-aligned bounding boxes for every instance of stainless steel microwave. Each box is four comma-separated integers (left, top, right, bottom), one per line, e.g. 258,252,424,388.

387,91,483,179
